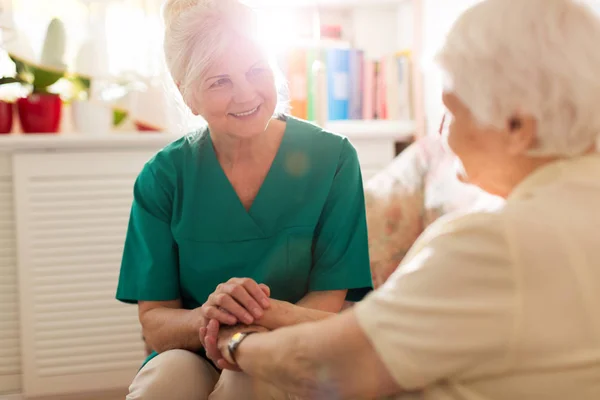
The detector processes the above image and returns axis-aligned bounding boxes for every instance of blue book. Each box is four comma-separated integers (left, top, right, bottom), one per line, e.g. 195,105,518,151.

326,48,350,121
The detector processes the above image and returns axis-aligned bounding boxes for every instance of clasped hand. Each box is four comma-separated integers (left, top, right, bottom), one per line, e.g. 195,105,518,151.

198,278,271,370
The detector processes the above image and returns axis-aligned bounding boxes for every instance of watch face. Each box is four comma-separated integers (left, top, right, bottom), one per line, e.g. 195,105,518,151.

228,332,249,365
231,332,244,342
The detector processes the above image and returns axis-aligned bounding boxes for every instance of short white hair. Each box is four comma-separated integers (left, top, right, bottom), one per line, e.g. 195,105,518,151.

437,0,600,157
162,0,288,114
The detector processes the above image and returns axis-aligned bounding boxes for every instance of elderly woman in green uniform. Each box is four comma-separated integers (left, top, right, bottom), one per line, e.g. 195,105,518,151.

115,0,372,399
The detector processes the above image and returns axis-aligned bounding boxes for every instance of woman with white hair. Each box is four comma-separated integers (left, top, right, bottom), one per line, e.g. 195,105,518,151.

365,133,503,288
115,0,372,398
201,0,600,398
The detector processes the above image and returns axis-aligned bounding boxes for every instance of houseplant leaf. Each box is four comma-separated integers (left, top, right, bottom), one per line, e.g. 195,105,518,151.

113,108,128,126
0,77,21,85
31,65,64,92
40,18,67,71
9,55,33,84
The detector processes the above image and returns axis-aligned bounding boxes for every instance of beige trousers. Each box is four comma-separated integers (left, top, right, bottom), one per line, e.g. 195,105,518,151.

126,349,293,400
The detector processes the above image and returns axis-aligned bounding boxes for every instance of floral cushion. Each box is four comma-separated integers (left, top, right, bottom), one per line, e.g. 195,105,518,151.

365,135,502,288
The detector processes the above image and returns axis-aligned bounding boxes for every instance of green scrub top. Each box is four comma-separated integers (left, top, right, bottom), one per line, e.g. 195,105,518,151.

116,116,372,366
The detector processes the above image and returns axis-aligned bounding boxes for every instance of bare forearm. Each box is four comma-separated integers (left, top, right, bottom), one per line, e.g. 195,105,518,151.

255,299,334,330
235,324,327,397
254,290,346,330
141,307,203,353
236,311,401,399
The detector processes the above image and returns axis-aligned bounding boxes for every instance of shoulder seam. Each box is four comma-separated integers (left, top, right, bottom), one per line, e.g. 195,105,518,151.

334,137,355,175
146,162,174,209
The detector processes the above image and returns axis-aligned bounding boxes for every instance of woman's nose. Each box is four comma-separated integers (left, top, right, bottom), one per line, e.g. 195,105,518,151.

232,79,257,104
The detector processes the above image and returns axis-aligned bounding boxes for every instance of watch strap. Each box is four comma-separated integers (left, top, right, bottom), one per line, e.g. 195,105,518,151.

227,331,257,365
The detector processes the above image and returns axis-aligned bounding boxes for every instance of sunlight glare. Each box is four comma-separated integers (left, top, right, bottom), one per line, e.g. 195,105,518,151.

255,8,316,57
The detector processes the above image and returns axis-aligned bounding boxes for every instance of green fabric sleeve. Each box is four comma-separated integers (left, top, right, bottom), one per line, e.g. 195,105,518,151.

116,161,180,304
309,138,373,301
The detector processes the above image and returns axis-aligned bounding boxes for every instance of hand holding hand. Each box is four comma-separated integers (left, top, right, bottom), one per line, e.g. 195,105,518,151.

200,278,270,326
200,319,267,371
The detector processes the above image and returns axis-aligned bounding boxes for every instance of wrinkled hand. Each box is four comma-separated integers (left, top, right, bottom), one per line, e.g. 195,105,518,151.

200,319,267,371
200,278,271,326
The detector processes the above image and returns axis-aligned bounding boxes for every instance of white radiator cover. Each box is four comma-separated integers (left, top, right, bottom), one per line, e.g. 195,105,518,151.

0,155,20,395
12,151,152,398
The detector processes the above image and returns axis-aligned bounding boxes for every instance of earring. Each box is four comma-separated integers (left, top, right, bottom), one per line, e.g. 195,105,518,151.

509,118,522,131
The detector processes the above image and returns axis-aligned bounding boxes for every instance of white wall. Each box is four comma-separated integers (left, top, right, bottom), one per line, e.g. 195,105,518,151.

421,0,480,136
420,0,600,137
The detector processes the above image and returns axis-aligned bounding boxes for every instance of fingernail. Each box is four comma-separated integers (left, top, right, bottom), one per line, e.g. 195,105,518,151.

253,308,263,318
262,299,269,308
244,314,253,324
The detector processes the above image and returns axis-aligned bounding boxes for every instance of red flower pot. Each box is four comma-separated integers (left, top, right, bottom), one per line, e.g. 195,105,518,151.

17,93,62,134
135,121,162,132
0,100,13,134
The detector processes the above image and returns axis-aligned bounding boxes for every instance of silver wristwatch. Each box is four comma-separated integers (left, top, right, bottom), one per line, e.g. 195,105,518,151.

227,331,257,365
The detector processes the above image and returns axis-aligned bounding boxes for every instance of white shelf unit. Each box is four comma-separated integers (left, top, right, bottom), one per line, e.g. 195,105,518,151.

251,0,425,140
325,119,415,140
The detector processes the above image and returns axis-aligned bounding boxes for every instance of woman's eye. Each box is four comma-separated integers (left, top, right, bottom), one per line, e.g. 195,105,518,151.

211,78,230,88
249,67,267,77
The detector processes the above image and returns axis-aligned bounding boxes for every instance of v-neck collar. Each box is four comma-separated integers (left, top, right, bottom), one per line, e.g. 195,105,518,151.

204,117,293,236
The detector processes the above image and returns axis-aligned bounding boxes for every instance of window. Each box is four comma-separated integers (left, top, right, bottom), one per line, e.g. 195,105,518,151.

1,0,313,132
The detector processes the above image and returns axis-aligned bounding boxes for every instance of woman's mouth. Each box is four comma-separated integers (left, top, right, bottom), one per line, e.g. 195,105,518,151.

230,105,260,118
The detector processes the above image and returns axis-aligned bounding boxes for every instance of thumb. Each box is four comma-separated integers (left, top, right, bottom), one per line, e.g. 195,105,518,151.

259,283,270,297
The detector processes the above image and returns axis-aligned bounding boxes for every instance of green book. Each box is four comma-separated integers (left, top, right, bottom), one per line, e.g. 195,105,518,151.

307,47,317,122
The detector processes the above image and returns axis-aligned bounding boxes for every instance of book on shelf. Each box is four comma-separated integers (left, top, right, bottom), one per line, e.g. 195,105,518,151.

287,48,309,120
278,42,414,127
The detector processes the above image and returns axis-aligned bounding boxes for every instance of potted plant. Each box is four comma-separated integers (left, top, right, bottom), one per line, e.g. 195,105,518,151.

69,1,114,135
13,18,67,134
0,76,20,134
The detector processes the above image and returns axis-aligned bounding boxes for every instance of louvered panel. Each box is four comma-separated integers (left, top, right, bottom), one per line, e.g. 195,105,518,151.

0,155,21,395
13,151,156,398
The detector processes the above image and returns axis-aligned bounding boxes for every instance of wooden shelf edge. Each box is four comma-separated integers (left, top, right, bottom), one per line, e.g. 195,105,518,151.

0,133,178,152
0,118,416,151
325,119,416,140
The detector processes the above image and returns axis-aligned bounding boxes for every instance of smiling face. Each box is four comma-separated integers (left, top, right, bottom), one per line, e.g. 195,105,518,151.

194,37,278,139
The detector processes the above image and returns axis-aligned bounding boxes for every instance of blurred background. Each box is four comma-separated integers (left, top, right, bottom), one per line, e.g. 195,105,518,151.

0,0,479,137
3,1,598,399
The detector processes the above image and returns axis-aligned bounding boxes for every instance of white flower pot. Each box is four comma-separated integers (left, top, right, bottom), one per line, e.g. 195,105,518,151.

71,100,113,135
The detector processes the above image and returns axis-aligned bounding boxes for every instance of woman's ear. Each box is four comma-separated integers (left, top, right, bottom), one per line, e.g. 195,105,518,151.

506,114,537,155
508,117,522,131
189,99,201,116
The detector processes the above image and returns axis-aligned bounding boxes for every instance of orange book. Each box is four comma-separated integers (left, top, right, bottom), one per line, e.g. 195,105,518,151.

287,48,308,119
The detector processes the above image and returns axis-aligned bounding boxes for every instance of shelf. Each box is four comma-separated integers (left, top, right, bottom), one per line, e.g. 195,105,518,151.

325,119,416,140
0,132,178,152
246,0,404,8
0,119,415,152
